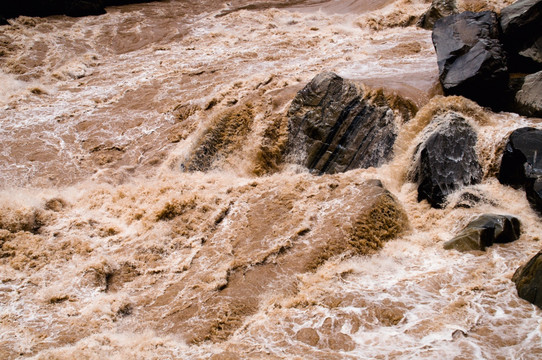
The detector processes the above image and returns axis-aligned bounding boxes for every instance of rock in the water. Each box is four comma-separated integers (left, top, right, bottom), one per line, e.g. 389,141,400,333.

417,0,458,30
443,214,521,251
514,71,542,117
287,72,398,174
498,127,542,188
500,0,542,71
411,112,482,208
432,11,508,109
526,177,542,214
499,127,542,213
513,250,542,308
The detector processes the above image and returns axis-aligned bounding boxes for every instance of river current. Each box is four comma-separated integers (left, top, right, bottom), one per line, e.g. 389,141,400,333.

1,0,541,359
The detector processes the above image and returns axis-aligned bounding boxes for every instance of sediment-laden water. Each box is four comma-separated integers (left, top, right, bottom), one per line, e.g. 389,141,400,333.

1,0,541,359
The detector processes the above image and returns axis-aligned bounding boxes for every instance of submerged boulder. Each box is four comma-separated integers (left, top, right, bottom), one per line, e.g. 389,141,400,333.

500,0,542,71
287,72,398,174
418,0,458,30
432,11,508,109
514,71,542,117
411,112,482,208
443,214,521,251
513,250,542,309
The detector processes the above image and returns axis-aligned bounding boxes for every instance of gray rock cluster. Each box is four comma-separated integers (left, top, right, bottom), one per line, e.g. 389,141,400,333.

431,0,542,116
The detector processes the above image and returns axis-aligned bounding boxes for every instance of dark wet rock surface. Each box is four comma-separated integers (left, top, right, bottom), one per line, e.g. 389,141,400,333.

287,72,399,174
411,111,482,208
500,0,542,72
443,214,521,251
432,11,508,109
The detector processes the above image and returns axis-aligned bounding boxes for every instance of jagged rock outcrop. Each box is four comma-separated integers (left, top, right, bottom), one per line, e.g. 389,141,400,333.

443,214,521,251
0,0,155,19
287,72,398,174
500,0,542,72
432,11,508,109
417,0,458,30
411,112,482,208
514,71,542,117
498,127,542,188
499,127,542,213
513,250,542,308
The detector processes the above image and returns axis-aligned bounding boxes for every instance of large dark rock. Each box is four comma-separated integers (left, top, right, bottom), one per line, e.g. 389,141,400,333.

499,127,542,214
411,111,482,208
500,0,542,72
498,127,542,188
513,250,542,309
287,72,398,174
418,0,458,30
514,71,542,117
432,11,509,109
443,214,521,251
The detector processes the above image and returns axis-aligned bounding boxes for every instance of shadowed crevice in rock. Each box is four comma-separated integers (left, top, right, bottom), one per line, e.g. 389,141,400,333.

287,72,400,174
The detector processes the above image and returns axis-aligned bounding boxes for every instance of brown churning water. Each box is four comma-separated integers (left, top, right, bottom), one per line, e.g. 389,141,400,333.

1,0,541,359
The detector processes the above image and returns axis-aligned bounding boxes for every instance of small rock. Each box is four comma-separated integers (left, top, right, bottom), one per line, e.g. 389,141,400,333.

295,328,320,346
443,214,521,252
417,0,458,30
287,72,398,174
411,112,482,208
514,71,542,117
513,250,542,308
432,11,508,109
328,333,356,352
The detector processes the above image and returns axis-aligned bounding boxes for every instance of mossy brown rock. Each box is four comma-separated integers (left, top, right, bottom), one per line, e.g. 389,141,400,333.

513,250,542,308
418,0,458,30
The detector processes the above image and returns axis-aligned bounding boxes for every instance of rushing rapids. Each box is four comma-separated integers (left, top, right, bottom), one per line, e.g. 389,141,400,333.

1,0,542,359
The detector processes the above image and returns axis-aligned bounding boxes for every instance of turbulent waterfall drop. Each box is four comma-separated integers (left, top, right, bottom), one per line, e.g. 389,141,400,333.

1,0,541,359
